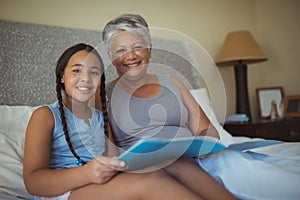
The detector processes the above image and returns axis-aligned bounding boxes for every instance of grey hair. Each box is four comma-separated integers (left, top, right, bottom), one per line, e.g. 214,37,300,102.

102,14,151,54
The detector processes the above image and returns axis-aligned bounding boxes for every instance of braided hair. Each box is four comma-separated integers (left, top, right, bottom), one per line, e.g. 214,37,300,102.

55,43,108,165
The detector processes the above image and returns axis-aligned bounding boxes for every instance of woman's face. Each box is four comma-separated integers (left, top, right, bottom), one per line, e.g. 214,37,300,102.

61,50,102,103
110,30,151,81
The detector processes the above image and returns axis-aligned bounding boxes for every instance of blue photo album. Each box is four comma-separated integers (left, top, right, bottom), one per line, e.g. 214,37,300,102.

118,136,282,171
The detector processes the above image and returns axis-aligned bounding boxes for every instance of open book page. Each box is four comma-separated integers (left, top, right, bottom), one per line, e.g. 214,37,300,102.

118,136,282,171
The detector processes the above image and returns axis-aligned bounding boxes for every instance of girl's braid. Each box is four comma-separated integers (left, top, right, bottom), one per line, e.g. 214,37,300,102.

100,72,116,155
100,73,108,137
56,79,86,165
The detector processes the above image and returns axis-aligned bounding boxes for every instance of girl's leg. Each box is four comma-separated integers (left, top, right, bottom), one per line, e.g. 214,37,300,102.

164,156,237,200
69,170,201,200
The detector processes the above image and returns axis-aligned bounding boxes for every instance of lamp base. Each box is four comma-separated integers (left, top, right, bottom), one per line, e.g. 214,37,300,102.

234,62,251,121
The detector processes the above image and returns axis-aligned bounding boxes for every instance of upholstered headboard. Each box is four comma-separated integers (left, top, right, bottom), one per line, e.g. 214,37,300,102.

0,20,202,106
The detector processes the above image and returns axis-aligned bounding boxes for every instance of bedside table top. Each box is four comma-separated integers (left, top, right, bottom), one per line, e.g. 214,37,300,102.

223,118,300,142
225,117,300,125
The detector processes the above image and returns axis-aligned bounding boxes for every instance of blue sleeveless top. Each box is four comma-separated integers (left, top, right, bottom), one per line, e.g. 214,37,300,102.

46,102,105,169
107,75,193,152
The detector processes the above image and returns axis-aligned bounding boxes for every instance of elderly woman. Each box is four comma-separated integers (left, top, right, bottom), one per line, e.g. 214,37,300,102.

102,14,300,200
102,13,237,200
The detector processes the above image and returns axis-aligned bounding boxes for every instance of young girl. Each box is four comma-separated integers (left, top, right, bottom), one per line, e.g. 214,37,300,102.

23,43,206,200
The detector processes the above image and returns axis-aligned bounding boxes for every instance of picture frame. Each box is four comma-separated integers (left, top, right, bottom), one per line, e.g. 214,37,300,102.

284,95,300,118
256,87,284,119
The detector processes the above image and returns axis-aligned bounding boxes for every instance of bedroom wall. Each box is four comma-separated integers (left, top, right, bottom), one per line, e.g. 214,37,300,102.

1,0,299,122
252,0,300,119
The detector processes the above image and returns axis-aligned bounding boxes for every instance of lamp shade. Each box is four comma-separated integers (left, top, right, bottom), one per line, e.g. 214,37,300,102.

215,30,268,67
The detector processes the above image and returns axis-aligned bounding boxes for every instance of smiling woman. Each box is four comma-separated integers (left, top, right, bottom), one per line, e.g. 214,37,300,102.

110,30,157,98
102,13,236,200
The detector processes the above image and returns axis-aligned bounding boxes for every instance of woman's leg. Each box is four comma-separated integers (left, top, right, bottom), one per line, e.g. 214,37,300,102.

164,156,237,200
69,170,201,200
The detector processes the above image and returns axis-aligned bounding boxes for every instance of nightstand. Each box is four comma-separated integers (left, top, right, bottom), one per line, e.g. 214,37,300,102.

223,118,300,142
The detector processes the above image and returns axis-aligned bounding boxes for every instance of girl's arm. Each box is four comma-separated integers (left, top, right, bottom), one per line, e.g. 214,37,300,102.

170,77,219,139
23,106,126,197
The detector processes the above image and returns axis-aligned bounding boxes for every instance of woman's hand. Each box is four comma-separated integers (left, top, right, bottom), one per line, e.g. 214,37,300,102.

83,156,128,184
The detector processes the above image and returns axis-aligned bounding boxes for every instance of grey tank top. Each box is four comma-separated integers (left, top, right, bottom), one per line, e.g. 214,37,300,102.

107,75,193,152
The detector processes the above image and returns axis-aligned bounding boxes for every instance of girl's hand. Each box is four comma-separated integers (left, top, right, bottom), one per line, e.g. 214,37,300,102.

83,156,127,184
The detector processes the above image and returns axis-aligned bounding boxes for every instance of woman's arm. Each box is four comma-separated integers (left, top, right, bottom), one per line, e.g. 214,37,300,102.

170,77,219,138
23,106,126,197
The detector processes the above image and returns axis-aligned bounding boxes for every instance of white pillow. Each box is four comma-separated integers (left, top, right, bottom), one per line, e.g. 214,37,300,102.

189,88,233,145
0,105,38,139
0,105,37,199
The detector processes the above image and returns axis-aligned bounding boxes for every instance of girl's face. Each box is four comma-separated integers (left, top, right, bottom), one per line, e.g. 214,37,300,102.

61,50,102,104
110,30,151,81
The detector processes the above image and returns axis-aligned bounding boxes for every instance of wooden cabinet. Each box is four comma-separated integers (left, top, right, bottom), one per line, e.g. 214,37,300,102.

223,118,300,142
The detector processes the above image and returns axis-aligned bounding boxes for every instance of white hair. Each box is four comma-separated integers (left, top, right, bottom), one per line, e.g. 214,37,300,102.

102,14,151,54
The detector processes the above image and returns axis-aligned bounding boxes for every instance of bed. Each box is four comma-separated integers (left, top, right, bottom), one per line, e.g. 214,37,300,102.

1,20,300,200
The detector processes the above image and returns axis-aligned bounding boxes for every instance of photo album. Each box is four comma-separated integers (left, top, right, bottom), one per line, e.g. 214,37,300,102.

118,136,282,171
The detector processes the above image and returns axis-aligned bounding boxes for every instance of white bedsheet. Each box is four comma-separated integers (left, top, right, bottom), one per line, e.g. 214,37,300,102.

198,135,300,200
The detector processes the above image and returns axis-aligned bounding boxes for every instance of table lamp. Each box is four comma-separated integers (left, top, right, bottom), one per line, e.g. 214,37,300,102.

215,30,268,121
